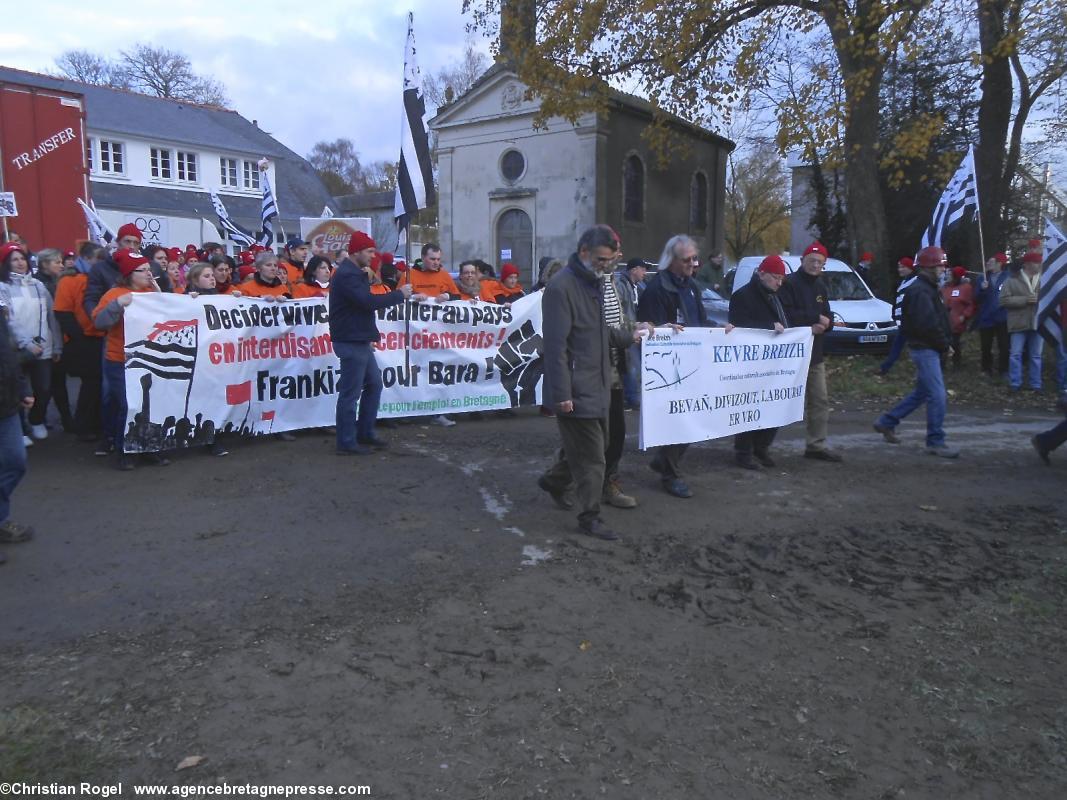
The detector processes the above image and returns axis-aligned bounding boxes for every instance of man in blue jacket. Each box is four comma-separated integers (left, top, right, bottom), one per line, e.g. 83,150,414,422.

975,252,1010,377
330,231,416,455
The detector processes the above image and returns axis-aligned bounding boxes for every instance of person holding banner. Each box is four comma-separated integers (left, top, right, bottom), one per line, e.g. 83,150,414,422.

92,250,170,470
637,235,709,499
874,246,958,458
282,237,310,285
240,251,292,300
779,242,843,463
727,255,789,470
291,257,332,299
539,225,649,540
331,231,418,456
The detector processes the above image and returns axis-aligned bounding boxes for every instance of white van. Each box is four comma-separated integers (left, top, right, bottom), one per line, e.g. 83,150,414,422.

726,256,898,354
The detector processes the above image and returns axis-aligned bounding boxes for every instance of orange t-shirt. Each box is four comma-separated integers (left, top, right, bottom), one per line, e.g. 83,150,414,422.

291,282,328,299
240,277,291,298
282,260,303,285
407,267,459,298
54,273,103,338
489,283,525,304
92,287,153,362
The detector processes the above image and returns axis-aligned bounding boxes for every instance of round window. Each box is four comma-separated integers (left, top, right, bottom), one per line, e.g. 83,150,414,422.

501,149,526,182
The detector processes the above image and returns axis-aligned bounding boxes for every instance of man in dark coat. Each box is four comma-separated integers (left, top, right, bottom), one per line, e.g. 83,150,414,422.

779,241,843,462
538,225,646,541
726,255,789,470
874,246,959,457
637,234,709,498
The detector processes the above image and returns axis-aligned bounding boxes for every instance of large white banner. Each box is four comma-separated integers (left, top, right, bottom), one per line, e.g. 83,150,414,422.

639,327,814,448
121,293,544,452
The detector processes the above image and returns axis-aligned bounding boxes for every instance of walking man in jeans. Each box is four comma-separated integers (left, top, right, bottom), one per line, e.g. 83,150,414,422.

0,306,35,563
874,246,959,458
329,231,417,455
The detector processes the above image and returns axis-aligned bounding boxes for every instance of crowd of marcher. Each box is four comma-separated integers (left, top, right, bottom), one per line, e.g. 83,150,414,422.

1,222,1065,554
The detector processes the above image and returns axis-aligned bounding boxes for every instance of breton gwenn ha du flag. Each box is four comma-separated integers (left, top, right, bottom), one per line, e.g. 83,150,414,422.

921,145,980,249
77,198,114,246
394,12,436,235
1038,219,1067,347
257,161,279,248
209,190,257,247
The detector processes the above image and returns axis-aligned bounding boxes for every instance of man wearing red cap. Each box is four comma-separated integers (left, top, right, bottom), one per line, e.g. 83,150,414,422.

779,241,843,462
878,256,919,376
856,251,874,282
975,252,1010,377
941,266,975,367
726,255,789,469
84,223,142,318
330,231,417,455
874,246,958,457
1000,252,1045,391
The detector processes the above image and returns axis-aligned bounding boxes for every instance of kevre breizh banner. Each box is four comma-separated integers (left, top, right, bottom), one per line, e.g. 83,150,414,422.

120,292,544,453
639,326,814,448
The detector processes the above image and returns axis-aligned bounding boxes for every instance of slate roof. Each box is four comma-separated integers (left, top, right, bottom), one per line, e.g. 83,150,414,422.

0,64,333,218
333,191,395,214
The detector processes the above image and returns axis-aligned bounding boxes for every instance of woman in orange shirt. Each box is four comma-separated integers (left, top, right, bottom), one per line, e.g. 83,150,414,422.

487,262,525,304
291,256,332,298
240,251,291,299
92,250,169,470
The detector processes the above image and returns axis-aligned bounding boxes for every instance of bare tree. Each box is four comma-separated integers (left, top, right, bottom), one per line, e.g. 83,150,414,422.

119,45,228,105
724,139,791,261
53,50,130,88
422,37,490,111
360,160,399,192
307,139,364,195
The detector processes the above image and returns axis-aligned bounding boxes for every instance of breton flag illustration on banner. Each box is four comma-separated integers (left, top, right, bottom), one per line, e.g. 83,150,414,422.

257,160,279,248
125,319,199,381
210,190,258,247
921,145,980,249
1038,219,1067,348
76,198,115,246
394,12,436,237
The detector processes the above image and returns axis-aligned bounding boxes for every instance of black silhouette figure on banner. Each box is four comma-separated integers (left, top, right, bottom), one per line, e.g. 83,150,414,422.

495,319,543,406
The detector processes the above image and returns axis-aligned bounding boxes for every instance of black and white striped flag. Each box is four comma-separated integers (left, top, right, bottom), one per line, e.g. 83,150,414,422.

257,164,278,248
76,198,114,246
394,12,435,236
125,319,198,382
1038,219,1067,348
921,145,980,249
210,191,257,247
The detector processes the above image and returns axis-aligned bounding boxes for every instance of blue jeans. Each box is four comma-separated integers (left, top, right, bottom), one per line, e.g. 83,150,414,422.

0,411,27,524
879,332,908,374
334,341,383,449
876,348,947,447
102,360,128,451
1009,330,1043,389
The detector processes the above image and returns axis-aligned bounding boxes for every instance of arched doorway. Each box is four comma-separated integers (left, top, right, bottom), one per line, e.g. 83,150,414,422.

496,208,533,281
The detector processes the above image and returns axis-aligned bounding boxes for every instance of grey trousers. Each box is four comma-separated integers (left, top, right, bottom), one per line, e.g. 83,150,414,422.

805,361,830,451
541,416,609,525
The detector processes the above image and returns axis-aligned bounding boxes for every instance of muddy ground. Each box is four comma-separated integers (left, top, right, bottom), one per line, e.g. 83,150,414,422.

2,401,1066,798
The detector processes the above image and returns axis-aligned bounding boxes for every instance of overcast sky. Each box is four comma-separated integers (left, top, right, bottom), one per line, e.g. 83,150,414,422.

0,0,492,164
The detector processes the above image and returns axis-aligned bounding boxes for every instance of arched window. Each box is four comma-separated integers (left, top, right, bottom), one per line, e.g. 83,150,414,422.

623,154,644,223
689,171,708,231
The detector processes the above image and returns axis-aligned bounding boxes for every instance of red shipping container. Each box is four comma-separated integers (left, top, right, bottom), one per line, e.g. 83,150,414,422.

0,80,90,250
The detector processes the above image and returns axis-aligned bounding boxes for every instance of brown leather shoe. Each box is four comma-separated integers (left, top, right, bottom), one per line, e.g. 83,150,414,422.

602,479,637,509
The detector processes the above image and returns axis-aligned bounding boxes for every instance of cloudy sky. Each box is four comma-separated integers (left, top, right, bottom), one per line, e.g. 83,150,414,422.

0,0,493,163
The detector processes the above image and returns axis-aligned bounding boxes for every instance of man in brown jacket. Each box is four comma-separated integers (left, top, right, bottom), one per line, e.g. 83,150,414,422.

538,225,647,541
1000,253,1044,391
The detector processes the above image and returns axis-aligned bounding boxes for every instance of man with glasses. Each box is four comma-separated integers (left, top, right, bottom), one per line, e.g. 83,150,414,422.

779,241,843,462
637,235,710,498
538,225,649,541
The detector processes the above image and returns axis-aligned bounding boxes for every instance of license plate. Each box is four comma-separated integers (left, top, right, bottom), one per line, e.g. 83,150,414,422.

858,334,888,343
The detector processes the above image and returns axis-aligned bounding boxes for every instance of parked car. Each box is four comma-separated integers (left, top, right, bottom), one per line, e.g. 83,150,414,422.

724,256,898,354
700,287,730,327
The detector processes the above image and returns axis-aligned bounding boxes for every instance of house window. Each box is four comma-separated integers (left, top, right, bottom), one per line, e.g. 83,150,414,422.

623,154,644,223
150,148,172,179
243,160,260,190
177,151,198,183
220,157,238,187
86,137,94,172
689,171,708,231
99,140,125,175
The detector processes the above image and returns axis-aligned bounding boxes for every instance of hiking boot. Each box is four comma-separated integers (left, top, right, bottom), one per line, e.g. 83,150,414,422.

357,436,390,450
0,520,34,543
602,479,637,509
925,444,960,459
661,478,693,498
579,517,620,541
804,448,843,463
753,449,777,468
537,475,574,510
735,453,761,471
873,423,900,444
